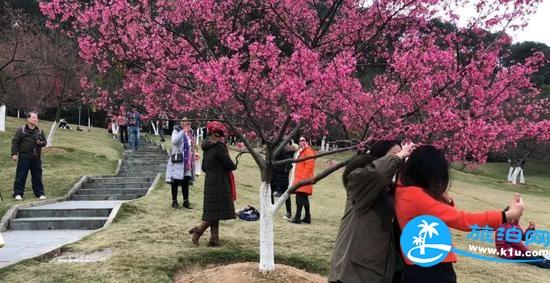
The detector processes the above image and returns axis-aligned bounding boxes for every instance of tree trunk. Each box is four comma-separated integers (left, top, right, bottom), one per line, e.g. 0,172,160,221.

511,167,521,184
46,107,61,147
519,168,525,184
46,122,57,147
259,181,275,272
151,121,159,135
87,105,91,128
78,105,81,126
507,166,514,182
0,104,6,132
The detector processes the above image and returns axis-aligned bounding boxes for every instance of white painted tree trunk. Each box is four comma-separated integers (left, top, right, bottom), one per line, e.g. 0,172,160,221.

151,121,159,135
507,166,514,182
511,167,521,185
46,121,57,147
112,122,119,135
519,168,525,184
259,181,275,272
0,105,6,132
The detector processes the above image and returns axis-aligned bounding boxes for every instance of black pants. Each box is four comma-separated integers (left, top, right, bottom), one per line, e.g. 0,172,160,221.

296,193,310,206
403,263,456,283
119,125,128,143
13,158,44,197
159,124,165,141
171,176,191,203
294,193,310,219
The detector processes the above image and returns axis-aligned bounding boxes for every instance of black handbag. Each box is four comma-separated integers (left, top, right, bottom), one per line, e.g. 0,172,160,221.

171,152,184,163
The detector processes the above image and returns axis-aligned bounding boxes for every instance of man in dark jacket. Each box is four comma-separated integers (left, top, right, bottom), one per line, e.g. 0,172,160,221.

11,112,47,200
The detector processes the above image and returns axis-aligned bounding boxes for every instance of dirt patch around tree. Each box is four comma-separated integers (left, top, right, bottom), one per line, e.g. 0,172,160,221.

174,262,326,283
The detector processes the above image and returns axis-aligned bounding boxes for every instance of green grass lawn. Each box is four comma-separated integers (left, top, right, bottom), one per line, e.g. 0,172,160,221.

0,133,548,282
453,160,550,197
0,116,121,216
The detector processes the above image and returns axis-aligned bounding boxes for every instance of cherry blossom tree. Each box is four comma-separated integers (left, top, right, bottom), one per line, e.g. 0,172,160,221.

40,0,550,271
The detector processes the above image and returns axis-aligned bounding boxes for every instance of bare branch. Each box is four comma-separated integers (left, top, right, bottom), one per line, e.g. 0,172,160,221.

272,114,292,146
272,121,304,161
272,158,350,213
272,145,357,166
224,117,266,171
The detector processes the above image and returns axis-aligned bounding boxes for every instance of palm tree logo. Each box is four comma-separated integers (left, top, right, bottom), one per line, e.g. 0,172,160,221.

401,215,452,267
417,220,439,255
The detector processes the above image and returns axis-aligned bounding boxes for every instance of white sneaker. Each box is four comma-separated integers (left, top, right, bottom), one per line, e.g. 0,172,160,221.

38,195,47,200
15,195,22,200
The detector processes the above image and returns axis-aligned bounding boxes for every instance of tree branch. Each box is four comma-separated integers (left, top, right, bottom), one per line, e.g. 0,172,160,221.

224,116,266,171
272,144,357,166
271,158,350,213
272,121,304,161
272,114,292,146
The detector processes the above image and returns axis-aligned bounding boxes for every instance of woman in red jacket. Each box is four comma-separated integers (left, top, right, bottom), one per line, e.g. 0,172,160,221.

395,145,524,283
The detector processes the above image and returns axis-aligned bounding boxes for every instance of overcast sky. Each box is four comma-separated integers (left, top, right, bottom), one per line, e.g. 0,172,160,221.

510,0,550,45
454,0,550,45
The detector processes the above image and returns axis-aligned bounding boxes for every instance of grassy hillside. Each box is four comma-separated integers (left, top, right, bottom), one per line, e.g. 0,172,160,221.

0,117,122,216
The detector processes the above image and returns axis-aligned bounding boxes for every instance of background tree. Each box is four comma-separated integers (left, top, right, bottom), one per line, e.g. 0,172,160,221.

1,3,85,138
40,0,550,271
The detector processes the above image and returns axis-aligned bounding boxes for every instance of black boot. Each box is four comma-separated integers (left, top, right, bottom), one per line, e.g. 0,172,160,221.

302,204,311,224
183,200,192,209
290,204,302,224
171,201,179,209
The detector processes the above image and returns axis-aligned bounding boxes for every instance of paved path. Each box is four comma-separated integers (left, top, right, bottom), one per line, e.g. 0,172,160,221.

0,141,166,268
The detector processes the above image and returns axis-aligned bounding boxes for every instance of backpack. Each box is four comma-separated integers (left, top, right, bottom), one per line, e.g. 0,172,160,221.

236,205,260,221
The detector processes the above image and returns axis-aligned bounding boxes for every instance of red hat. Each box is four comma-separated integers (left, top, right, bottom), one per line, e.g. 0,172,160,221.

207,121,226,137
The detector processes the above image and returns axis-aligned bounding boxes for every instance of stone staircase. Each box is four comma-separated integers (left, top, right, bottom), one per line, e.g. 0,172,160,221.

6,141,166,231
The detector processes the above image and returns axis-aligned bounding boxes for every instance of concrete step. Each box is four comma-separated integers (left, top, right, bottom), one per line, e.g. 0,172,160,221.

16,208,112,218
126,154,168,159
119,169,164,174
82,182,151,189
119,166,164,170
9,217,108,230
124,159,168,163
123,160,166,164
75,188,148,195
120,165,165,171
71,194,145,201
127,148,163,153
117,173,159,178
87,176,154,184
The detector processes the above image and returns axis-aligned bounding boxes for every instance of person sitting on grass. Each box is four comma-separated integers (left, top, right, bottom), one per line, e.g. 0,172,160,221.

495,207,550,269
58,118,71,130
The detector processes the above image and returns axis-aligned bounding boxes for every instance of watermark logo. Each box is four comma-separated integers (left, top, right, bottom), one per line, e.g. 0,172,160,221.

401,215,550,265
400,215,452,267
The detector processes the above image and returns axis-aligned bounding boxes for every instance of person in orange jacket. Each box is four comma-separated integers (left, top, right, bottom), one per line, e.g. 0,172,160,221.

395,145,524,282
289,136,317,224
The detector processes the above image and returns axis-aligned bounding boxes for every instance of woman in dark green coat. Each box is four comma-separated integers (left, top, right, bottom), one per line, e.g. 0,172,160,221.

189,121,237,246
328,141,414,283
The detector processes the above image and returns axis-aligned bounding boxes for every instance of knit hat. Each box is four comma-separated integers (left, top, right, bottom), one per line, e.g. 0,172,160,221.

207,121,226,137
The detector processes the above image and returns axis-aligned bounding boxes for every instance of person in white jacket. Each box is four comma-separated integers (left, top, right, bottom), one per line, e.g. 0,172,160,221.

165,117,197,209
